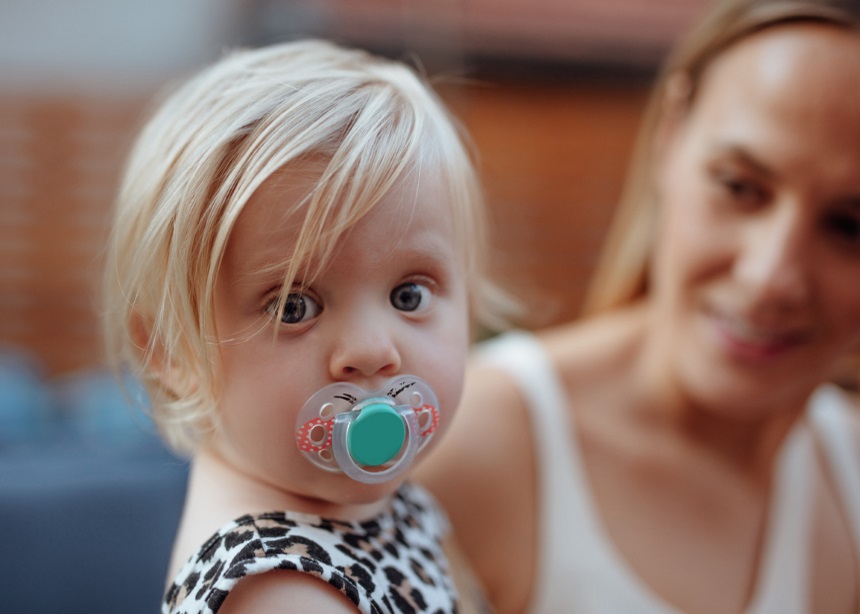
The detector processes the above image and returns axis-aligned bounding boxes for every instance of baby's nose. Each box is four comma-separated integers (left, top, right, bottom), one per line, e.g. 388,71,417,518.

329,322,401,381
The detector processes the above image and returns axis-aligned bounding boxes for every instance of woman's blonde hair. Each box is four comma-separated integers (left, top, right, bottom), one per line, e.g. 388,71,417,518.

103,39,489,453
583,0,860,315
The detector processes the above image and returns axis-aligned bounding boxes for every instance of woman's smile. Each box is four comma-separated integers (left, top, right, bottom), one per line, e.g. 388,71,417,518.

704,305,809,362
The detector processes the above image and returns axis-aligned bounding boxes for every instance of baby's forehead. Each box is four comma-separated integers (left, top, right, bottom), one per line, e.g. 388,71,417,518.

226,170,456,275
223,146,466,259
232,152,449,229
229,171,314,242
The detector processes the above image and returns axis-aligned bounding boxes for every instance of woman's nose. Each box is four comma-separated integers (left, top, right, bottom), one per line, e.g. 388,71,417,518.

328,316,401,381
736,205,811,310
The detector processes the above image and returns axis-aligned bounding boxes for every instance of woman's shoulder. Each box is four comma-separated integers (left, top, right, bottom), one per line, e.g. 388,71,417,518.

415,336,542,612
421,335,538,502
535,306,646,394
458,307,646,445
470,306,642,376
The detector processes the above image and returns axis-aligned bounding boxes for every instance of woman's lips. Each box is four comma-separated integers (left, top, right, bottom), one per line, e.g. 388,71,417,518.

708,310,808,361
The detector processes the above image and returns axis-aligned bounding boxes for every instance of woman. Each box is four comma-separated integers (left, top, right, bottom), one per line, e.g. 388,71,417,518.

417,1,860,612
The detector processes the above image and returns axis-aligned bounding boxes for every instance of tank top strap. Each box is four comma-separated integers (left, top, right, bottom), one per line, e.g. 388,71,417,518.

808,385,860,557
746,420,814,614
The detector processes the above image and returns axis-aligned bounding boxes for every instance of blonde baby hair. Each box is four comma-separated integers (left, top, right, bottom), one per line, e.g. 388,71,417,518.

103,39,489,453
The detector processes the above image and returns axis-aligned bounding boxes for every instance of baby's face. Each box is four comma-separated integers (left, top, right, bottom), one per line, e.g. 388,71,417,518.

208,164,471,506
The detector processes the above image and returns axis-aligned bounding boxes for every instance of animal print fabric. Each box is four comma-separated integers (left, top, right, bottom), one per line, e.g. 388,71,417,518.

163,483,459,613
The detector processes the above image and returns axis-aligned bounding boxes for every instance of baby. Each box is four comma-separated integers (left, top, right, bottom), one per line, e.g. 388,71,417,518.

103,39,491,613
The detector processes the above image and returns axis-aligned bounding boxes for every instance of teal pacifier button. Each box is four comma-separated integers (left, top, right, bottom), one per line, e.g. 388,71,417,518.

347,402,406,467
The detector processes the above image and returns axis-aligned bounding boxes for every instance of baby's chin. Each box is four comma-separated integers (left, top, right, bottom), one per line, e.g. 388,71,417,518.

278,468,410,518
324,473,409,507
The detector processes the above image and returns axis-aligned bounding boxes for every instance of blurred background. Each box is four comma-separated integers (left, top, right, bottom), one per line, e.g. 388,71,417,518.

0,1,709,612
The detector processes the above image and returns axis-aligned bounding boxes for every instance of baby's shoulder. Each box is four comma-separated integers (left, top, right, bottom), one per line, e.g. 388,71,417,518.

216,570,360,613
163,486,457,614
163,512,315,613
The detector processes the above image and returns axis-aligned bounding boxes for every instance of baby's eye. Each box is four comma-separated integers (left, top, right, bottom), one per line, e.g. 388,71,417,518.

390,282,432,313
273,293,322,324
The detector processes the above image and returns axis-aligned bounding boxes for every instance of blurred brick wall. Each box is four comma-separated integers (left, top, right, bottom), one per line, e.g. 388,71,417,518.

444,81,648,328
0,96,146,375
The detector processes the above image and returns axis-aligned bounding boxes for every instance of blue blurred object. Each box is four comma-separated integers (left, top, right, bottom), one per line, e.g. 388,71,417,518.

0,348,57,443
0,439,189,614
0,352,189,614
53,367,156,442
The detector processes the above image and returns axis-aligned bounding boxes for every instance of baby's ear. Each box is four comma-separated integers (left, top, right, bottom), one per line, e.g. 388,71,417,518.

130,311,200,398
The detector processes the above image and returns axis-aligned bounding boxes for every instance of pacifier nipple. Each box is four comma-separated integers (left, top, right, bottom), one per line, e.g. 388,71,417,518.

347,402,406,467
295,375,440,484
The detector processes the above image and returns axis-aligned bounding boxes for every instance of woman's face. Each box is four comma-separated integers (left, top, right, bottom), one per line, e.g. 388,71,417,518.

651,24,860,415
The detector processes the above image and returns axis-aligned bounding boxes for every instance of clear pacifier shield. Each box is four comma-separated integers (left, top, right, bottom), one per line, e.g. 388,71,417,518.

295,375,440,484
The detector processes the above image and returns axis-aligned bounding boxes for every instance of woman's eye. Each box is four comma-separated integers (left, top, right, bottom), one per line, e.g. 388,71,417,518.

711,169,769,207
390,282,432,313
722,178,766,203
823,212,860,246
273,293,321,324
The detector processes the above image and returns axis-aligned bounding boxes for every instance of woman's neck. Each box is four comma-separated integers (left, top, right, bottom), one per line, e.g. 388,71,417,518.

628,301,808,480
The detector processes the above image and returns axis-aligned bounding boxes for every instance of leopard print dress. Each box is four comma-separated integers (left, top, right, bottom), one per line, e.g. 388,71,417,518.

162,483,459,613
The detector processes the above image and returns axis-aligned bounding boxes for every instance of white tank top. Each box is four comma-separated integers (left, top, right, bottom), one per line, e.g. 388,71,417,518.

476,331,860,614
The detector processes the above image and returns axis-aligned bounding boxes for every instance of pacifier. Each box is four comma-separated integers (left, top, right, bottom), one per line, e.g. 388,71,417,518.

295,375,440,484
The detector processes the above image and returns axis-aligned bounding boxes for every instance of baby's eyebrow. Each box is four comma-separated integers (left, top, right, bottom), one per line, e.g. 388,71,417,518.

395,241,459,270
236,257,304,290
